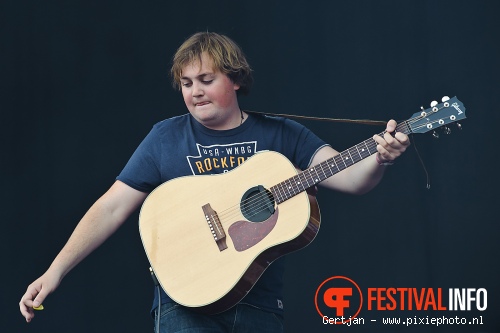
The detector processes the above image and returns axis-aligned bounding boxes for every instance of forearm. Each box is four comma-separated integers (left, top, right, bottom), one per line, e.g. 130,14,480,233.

47,200,125,279
46,181,147,280
319,153,386,195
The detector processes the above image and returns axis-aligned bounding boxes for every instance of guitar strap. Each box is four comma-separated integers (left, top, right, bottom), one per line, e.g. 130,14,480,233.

245,110,431,189
245,110,387,126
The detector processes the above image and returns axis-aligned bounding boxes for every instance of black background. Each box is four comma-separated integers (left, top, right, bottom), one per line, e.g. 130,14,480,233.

2,1,499,332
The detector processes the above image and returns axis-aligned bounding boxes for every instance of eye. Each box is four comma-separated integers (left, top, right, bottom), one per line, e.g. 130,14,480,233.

201,79,214,85
181,82,192,87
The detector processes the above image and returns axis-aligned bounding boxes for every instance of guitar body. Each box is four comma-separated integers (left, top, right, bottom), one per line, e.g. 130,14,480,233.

139,150,321,314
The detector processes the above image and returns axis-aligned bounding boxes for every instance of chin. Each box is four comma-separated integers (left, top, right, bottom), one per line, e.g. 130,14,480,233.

193,114,219,127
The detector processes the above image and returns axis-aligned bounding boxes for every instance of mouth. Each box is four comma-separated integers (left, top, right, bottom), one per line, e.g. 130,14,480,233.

195,101,210,107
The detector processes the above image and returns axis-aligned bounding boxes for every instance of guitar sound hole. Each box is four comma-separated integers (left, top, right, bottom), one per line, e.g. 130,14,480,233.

240,185,275,222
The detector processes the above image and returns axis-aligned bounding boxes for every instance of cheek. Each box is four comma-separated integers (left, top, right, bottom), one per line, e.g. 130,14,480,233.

181,90,192,106
213,85,236,107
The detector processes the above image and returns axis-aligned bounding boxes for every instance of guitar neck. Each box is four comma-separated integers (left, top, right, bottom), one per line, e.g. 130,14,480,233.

271,121,411,204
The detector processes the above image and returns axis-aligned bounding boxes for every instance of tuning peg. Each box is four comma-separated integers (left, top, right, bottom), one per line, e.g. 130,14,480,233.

443,126,451,135
420,106,427,116
456,123,462,130
432,131,439,139
442,96,450,102
430,100,439,112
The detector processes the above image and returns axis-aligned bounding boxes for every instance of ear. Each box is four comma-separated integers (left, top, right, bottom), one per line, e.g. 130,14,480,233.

233,83,240,91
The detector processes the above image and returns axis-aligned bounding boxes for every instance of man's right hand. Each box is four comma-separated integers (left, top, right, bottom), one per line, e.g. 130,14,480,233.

19,270,61,322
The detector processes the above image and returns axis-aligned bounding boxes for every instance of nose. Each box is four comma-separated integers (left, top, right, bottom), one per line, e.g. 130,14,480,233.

192,82,204,97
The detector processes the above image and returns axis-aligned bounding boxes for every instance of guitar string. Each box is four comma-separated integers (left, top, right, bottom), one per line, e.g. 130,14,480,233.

218,121,441,225
216,116,433,224
216,127,393,222
217,118,420,222
215,124,403,224
215,108,450,225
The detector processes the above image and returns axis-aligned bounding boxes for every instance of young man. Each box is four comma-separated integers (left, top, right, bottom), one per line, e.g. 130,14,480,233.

20,32,409,332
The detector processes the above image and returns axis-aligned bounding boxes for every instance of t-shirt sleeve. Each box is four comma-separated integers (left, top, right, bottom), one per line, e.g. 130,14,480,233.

280,119,329,170
116,126,162,193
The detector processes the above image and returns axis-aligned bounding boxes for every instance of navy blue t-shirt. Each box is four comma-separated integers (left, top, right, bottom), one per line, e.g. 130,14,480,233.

117,112,327,314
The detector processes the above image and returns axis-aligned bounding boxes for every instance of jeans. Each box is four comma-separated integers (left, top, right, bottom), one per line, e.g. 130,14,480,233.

153,302,284,333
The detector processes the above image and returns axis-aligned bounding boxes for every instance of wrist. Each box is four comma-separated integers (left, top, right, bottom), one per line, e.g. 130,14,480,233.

376,153,394,166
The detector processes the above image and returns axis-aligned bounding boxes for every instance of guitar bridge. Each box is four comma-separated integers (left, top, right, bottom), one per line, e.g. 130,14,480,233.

202,203,227,251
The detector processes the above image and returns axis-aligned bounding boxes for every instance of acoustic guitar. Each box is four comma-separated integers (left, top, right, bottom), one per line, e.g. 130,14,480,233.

139,96,466,314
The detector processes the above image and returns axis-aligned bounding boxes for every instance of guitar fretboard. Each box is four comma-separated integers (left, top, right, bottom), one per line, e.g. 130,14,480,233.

270,121,411,204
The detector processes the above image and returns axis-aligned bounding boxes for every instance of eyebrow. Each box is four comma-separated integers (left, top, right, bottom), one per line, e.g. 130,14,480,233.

180,73,215,80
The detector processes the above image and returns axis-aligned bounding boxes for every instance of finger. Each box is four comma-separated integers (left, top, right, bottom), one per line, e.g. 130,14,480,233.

394,132,411,146
373,135,391,160
386,119,397,133
375,135,402,160
383,131,410,152
376,132,399,155
32,287,50,308
19,296,35,322
372,133,385,145
20,282,47,322
383,131,399,148
376,144,392,161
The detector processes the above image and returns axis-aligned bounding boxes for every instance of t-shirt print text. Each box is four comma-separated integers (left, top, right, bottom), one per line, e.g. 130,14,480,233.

187,141,258,175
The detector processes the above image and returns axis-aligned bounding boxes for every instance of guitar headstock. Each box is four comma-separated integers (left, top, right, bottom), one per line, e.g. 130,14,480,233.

407,96,466,135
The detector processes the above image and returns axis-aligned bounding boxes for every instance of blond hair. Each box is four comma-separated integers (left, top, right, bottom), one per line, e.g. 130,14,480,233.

171,32,253,95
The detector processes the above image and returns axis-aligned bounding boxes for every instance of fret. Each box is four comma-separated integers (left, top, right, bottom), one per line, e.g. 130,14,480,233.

280,182,290,202
302,170,314,188
291,174,303,192
348,147,360,163
354,144,364,160
326,160,335,178
364,139,377,155
317,162,329,182
271,185,283,204
322,160,334,179
371,140,378,154
328,157,341,174
358,142,371,159
361,141,370,157
346,149,354,164
310,166,321,184
334,154,344,171
284,178,294,199
341,151,353,167
292,174,304,193
298,171,312,189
